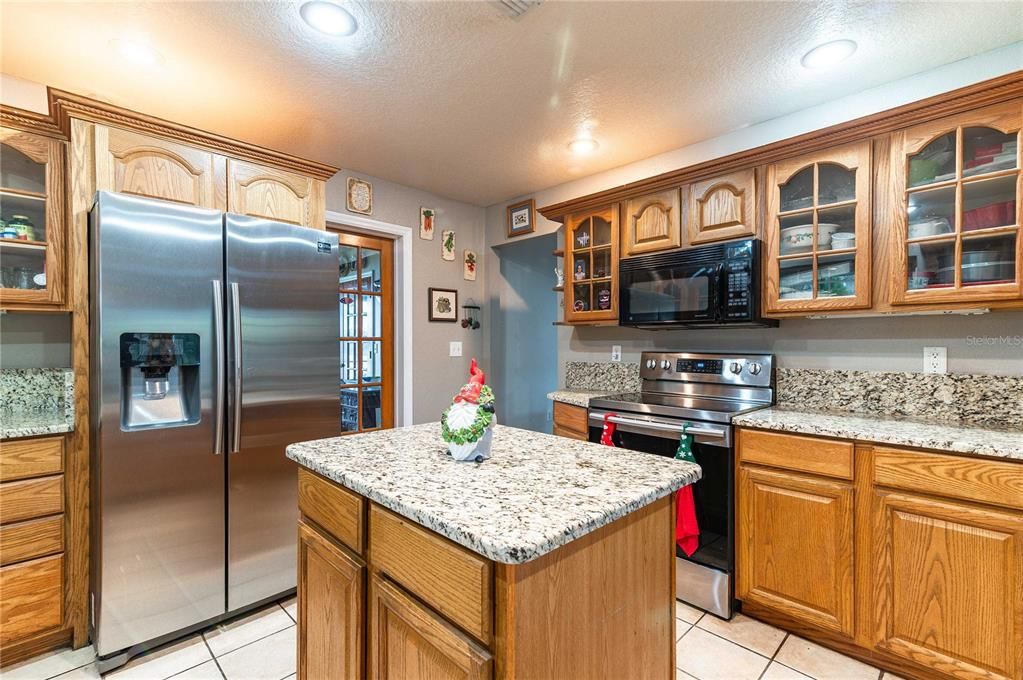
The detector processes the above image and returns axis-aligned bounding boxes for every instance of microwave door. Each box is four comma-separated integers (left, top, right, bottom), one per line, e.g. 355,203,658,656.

622,263,718,325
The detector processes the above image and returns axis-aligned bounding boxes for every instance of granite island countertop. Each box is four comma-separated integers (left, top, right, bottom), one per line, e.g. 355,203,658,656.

286,422,701,564
734,407,1023,461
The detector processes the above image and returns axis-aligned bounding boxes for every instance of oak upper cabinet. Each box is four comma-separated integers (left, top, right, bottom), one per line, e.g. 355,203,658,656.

685,169,757,246
889,100,1022,305
564,204,619,323
93,125,227,210
0,127,66,307
297,521,364,680
622,189,681,256
227,159,326,229
873,491,1023,680
764,141,872,313
369,573,492,680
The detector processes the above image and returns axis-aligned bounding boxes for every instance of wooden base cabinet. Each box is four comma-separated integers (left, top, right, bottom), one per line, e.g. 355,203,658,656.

551,401,588,441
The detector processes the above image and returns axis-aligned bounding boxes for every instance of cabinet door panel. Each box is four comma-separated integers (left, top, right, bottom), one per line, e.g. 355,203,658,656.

564,204,619,323
623,189,681,256
369,574,491,680
298,521,364,680
227,159,325,228
737,465,855,637
0,554,63,645
873,491,1023,680
687,169,756,245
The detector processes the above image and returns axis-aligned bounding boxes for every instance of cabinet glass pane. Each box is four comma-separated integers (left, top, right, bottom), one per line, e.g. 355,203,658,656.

907,187,955,239
0,143,45,195
361,386,382,430
817,163,856,205
361,341,381,382
594,282,613,311
908,132,956,188
0,245,45,290
962,234,1016,286
779,166,814,212
571,254,589,281
361,295,381,337
340,388,359,432
817,205,856,252
907,240,955,289
339,294,358,337
573,218,592,249
361,248,382,292
962,175,1017,232
572,283,591,312
592,248,612,279
339,245,359,290
340,341,359,384
779,211,815,255
592,216,612,247
778,257,813,300
963,127,1018,178
817,253,856,298
0,194,47,243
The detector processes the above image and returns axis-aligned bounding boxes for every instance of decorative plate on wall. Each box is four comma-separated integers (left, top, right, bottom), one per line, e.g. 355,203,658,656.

346,177,373,215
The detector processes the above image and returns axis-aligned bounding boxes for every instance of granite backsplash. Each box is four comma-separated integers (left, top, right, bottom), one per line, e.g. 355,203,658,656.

1,367,75,414
564,361,641,393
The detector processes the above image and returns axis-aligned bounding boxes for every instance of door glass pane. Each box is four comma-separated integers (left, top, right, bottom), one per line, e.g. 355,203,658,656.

592,248,612,279
361,386,382,430
817,163,856,205
816,205,856,252
339,294,358,337
0,143,46,194
339,245,359,290
592,216,612,247
962,234,1016,286
1,194,47,243
571,254,589,281
572,283,591,313
817,253,856,298
908,132,956,188
361,341,381,383
907,240,955,289
361,249,381,292
594,281,613,311
573,218,591,249
778,257,813,300
779,166,813,212
0,246,45,290
962,175,1017,232
361,295,381,337
340,341,359,384
907,187,955,239
779,211,814,255
963,127,1018,178
340,388,359,432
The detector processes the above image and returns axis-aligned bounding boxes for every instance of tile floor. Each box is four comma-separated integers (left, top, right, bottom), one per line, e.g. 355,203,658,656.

6,597,904,680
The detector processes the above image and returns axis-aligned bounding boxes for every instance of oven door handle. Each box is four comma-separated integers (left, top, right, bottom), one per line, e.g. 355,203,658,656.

588,412,726,438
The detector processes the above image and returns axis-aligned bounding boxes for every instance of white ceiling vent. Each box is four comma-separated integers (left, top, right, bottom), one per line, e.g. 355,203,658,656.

493,0,541,19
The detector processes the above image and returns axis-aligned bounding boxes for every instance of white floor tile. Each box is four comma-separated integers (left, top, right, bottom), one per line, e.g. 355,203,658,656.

676,669,698,680
50,665,102,680
882,674,907,680
168,660,224,680
280,597,297,623
776,636,879,680
204,604,294,657
762,662,814,680
676,620,693,641
676,626,770,680
675,600,704,625
1,645,97,680
697,613,787,657
106,635,213,680
216,626,296,680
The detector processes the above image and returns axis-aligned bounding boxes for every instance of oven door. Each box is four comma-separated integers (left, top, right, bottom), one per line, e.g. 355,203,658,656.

619,255,723,326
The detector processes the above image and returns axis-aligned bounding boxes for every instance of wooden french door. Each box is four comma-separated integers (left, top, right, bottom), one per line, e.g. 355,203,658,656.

333,229,395,433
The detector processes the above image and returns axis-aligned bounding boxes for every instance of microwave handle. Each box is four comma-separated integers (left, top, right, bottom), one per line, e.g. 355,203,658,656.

713,262,726,322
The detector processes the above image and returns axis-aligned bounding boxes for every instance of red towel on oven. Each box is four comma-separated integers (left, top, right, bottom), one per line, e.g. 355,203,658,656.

599,413,617,446
676,485,700,557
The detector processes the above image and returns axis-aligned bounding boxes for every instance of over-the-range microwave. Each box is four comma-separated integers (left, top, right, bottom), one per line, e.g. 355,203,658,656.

619,238,778,328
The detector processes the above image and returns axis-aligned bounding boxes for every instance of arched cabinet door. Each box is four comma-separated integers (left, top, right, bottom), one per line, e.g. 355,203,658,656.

889,99,1022,305
686,169,756,246
623,189,681,256
564,204,619,323
227,159,325,229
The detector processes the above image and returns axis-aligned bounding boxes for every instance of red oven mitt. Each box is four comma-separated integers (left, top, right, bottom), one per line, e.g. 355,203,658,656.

675,425,700,557
600,413,617,446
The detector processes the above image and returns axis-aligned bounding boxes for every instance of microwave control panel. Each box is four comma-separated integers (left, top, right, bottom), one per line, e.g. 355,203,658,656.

724,243,754,320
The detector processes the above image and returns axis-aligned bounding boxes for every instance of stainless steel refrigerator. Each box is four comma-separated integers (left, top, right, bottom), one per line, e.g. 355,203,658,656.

89,191,339,666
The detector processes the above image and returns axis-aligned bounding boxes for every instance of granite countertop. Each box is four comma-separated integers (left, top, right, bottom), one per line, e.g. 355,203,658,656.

286,423,701,564
546,389,611,408
734,407,1023,461
0,409,75,440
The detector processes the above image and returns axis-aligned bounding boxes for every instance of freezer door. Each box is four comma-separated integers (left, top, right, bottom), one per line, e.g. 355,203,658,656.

90,192,227,657
225,215,340,610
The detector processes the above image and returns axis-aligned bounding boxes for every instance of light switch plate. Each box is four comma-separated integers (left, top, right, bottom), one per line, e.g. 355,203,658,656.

923,346,947,374
611,345,622,362
449,341,462,357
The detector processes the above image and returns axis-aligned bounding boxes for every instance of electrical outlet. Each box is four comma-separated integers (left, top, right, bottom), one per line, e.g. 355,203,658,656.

923,346,947,374
449,341,462,357
611,345,622,362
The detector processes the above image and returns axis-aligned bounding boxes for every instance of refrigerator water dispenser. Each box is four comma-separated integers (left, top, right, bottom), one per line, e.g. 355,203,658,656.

120,332,201,430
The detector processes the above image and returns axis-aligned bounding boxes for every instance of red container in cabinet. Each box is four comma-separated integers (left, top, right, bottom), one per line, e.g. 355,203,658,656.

963,200,1016,231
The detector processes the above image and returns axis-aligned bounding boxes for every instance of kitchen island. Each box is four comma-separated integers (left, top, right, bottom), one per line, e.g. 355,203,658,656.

286,422,701,680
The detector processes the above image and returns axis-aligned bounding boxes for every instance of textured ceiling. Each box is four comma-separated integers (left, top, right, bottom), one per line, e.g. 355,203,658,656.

1,1,1021,206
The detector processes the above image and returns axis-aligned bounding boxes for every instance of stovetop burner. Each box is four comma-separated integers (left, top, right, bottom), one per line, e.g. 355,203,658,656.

590,392,766,424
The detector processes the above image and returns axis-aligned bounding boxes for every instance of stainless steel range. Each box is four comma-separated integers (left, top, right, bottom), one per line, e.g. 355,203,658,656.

588,351,774,618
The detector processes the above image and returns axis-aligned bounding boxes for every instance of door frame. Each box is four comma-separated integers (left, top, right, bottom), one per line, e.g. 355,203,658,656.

326,210,413,426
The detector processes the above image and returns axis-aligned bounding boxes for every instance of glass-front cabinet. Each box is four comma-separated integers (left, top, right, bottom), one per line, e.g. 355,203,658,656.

764,141,872,313
891,101,1022,304
564,204,619,323
0,127,65,307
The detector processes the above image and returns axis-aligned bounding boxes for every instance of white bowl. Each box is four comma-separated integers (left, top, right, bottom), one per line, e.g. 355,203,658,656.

831,232,856,249
908,218,951,239
780,223,839,254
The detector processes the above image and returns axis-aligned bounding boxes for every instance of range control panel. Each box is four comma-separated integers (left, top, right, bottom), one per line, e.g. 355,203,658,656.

676,358,722,374
639,351,774,388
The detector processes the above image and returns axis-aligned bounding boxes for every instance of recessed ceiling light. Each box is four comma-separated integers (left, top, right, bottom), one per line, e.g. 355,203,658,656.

568,138,599,155
111,38,162,67
801,39,857,70
300,1,358,36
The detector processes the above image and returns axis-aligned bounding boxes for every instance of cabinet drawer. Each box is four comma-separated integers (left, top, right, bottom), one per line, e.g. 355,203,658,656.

552,401,588,435
873,447,1023,510
0,476,63,524
738,429,853,480
298,469,364,554
552,424,587,441
0,515,64,566
369,504,492,644
0,554,63,645
0,437,63,482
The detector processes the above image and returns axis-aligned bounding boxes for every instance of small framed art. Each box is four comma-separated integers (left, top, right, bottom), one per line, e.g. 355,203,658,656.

428,287,458,322
506,198,535,238
346,177,373,215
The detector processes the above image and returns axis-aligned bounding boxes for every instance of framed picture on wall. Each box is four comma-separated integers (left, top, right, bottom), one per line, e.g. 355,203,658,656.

428,287,458,322
506,198,535,238
346,177,373,215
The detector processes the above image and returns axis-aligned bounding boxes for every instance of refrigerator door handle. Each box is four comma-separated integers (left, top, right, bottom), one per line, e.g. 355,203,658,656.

230,281,243,454
212,280,225,455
